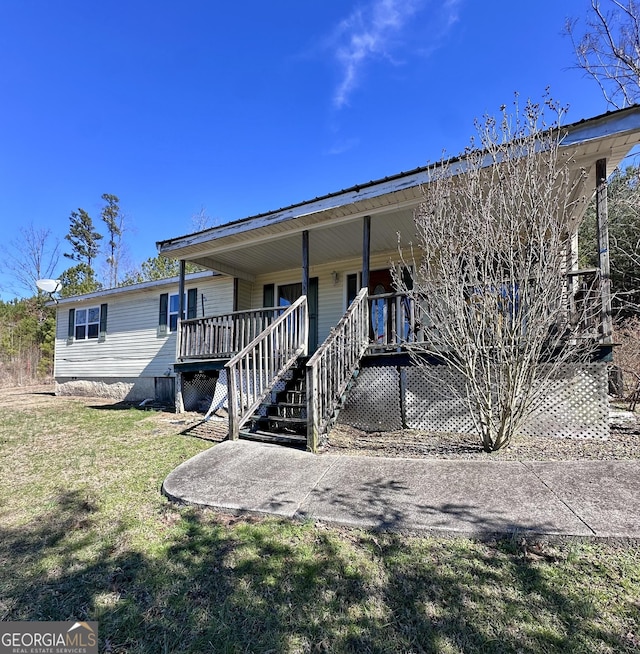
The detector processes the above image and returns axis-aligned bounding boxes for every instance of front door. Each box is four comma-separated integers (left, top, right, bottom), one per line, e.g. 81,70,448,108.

267,278,319,352
368,269,394,344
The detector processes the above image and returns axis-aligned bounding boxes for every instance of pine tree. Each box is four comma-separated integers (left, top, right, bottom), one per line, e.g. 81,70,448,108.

64,208,103,267
101,193,123,287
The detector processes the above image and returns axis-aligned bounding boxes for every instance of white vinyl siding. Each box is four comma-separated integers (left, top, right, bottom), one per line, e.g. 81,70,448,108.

235,279,253,311
250,252,398,345
54,276,234,379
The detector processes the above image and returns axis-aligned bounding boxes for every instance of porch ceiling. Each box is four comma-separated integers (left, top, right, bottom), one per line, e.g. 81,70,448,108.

185,204,418,279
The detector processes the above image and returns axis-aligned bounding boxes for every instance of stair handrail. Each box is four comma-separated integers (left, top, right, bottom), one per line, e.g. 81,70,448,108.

226,295,308,440
306,288,369,451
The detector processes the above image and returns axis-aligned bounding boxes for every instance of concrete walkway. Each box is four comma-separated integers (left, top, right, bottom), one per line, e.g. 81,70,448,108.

162,440,640,539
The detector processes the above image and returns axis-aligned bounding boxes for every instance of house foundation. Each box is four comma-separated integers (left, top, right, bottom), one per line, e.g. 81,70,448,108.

55,376,176,406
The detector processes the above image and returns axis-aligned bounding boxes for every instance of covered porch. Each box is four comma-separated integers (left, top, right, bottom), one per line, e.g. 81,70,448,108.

158,107,640,450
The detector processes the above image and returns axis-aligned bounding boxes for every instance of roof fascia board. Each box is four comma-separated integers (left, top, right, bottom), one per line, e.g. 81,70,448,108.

157,176,431,254
562,108,640,146
177,196,424,259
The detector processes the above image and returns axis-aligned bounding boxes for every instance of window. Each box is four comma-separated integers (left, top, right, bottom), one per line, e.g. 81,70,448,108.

169,293,182,332
67,304,108,343
158,288,198,336
76,307,100,339
277,282,302,308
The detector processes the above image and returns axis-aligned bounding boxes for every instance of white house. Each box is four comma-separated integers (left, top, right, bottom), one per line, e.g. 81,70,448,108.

52,106,640,450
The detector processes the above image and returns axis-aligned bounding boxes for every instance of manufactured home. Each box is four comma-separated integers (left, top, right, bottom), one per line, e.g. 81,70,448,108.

53,271,234,408
54,106,640,451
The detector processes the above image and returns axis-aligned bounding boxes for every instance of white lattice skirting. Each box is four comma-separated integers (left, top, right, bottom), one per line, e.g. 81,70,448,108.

338,362,609,439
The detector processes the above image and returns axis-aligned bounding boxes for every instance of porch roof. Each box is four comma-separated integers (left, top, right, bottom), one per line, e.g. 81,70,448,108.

157,106,640,281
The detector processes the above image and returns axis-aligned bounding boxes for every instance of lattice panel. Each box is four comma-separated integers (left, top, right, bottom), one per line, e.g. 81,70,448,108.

403,367,476,433
182,372,219,412
523,363,608,439
338,362,609,439
338,366,403,431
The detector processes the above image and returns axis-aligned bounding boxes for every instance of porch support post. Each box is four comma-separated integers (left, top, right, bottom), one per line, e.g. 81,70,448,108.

178,260,186,319
233,277,239,312
362,215,371,289
176,259,187,413
302,230,310,356
596,158,613,344
175,372,185,414
302,230,309,296
567,229,579,325
177,260,186,356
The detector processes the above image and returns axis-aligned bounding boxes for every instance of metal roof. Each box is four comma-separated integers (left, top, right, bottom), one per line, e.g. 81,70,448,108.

157,105,640,257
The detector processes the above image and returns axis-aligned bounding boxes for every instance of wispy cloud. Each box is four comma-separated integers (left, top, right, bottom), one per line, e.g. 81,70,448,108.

330,0,461,109
325,137,359,156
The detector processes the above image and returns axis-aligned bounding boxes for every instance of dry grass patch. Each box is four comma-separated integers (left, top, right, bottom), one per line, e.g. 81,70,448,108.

0,389,639,653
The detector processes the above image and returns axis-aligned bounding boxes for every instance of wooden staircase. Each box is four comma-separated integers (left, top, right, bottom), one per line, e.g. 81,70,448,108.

229,289,370,451
240,357,309,447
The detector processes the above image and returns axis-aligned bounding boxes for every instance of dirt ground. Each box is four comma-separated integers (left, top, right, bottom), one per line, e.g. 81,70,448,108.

323,417,640,460
4,383,640,460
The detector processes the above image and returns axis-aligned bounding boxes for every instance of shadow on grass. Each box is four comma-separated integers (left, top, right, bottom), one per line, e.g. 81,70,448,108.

1,491,637,653
88,401,176,412
373,531,637,654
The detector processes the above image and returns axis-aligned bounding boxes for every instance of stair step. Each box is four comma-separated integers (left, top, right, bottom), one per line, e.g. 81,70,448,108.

284,390,305,401
268,405,306,419
266,415,306,424
239,429,306,447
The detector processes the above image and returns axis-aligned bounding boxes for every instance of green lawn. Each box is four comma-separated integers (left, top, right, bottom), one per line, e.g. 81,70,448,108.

1,394,639,653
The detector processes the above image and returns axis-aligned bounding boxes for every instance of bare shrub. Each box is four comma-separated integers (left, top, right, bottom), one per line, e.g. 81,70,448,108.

395,96,599,452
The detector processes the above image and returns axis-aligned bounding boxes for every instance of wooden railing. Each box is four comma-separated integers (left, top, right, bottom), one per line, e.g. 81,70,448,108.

179,308,281,359
226,296,308,440
306,288,369,451
368,291,433,349
367,275,605,350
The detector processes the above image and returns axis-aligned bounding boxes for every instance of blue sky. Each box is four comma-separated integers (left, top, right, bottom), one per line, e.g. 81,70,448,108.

0,0,610,300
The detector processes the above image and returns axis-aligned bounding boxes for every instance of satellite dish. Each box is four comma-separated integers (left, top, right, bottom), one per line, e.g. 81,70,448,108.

36,279,62,294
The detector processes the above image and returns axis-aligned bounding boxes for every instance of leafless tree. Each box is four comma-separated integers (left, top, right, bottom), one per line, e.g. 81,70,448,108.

567,0,640,108
0,222,60,298
395,97,599,451
190,206,217,232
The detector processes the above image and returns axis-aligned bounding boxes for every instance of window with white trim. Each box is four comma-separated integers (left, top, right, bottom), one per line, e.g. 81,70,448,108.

67,304,107,343
169,293,183,332
75,306,100,340
158,288,198,337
